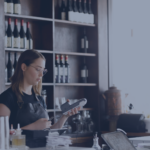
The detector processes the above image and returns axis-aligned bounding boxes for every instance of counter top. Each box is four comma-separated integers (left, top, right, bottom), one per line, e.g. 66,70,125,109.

29,147,95,150
129,136,150,141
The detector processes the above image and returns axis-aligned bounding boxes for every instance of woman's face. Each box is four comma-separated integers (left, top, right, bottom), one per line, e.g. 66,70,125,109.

22,58,46,85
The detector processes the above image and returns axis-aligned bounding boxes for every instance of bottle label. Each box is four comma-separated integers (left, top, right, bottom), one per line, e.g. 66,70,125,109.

81,39,88,49
20,38,26,49
55,66,58,75
12,68,14,76
61,12,66,20
26,39,33,49
5,68,7,83
14,37,20,48
7,3,13,14
65,67,70,83
5,35,7,48
81,69,88,77
86,40,89,48
60,67,64,76
68,11,73,21
81,39,84,49
14,4,21,14
7,37,13,48
4,2,7,13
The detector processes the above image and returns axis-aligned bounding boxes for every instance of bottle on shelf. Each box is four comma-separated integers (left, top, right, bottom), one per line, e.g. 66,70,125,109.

60,55,65,83
26,22,33,49
13,19,20,48
55,54,60,83
20,20,26,49
80,57,88,83
4,0,7,13
7,52,13,82
65,55,70,83
78,0,83,22
5,52,8,83
88,0,94,24
83,0,88,23
41,89,47,108
5,29,7,48
60,0,66,20
67,0,73,21
73,0,79,22
13,52,17,71
7,0,14,14
81,28,88,53
14,0,21,15
6,18,13,48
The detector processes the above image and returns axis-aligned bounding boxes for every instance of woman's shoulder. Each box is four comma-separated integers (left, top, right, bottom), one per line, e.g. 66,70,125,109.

0,87,14,98
0,87,16,110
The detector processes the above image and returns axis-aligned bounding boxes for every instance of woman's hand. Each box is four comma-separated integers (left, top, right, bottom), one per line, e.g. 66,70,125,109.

33,118,51,130
64,99,81,118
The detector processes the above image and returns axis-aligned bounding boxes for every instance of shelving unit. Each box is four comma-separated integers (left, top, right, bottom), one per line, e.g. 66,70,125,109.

0,0,109,147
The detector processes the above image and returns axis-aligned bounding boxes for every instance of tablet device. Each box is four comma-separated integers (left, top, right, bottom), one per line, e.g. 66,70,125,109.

101,131,136,150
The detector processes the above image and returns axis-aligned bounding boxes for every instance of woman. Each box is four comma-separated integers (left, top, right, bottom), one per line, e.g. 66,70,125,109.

0,50,80,130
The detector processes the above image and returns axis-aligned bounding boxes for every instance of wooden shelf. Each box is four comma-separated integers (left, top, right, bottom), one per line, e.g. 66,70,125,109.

5,83,54,86
5,49,96,57
5,14,53,22
5,48,53,54
5,14,95,27
54,51,96,57
55,19,95,27
55,83,97,86
47,109,55,112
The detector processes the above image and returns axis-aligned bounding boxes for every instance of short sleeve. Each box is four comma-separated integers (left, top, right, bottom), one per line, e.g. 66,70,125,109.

0,89,14,112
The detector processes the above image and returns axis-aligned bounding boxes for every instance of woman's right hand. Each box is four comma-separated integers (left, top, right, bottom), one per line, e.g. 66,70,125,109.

33,118,51,130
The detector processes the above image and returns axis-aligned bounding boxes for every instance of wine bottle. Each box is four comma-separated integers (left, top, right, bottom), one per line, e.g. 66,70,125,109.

88,0,94,24
7,18,13,48
5,52,8,83
4,0,7,13
14,0,21,15
7,52,13,82
73,0,79,22
26,22,33,49
80,57,88,83
60,55,65,83
20,20,26,49
7,0,13,14
61,0,66,20
67,0,73,21
13,52,17,71
78,0,83,22
65,55,70,83
55,55,60,83
83,0,88,23
13,19,20,48
81,28,88,53
5,29,7,48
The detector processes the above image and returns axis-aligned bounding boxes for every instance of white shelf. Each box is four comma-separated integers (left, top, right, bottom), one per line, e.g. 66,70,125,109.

5,14,53,22
55,83,97,86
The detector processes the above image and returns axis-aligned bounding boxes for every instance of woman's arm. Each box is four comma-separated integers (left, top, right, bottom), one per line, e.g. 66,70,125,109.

50,107,80,129
0,104,10,117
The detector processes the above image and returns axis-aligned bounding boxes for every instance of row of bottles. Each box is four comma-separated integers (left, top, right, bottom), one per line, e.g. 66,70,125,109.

55,55,70,83
5,52,21,83
55,55,88,83
5,18,33,49
59,0,94,24
4,0,21,14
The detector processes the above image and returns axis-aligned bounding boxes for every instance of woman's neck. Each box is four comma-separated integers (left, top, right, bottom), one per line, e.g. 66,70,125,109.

20,81,33,95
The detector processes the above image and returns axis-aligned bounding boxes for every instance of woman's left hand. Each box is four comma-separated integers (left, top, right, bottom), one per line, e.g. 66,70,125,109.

64,99,81,118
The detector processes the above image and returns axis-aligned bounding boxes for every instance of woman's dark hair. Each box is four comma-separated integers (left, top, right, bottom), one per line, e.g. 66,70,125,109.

11,50,45,103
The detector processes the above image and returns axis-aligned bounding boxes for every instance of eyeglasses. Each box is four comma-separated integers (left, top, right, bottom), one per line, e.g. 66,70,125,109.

29,65,48,76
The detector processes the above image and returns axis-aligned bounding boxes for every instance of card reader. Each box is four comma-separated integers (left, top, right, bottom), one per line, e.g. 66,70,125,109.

60,98,87,115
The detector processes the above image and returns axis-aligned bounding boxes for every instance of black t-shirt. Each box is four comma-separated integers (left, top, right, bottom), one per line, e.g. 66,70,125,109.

0,87,47,129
